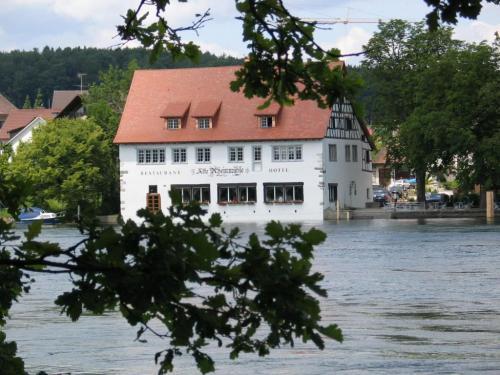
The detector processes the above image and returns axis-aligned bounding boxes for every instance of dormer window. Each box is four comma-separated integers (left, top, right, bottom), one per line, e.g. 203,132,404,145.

197,117,211,129
255,101,281,128
167,118,181,129
259,116,275,128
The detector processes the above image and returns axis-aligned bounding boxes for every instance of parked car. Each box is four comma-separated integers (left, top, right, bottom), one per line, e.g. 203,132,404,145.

426,193,450,208
372,186,390,206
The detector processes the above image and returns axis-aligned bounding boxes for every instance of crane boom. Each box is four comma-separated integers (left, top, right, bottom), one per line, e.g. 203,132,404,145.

301,17,382,25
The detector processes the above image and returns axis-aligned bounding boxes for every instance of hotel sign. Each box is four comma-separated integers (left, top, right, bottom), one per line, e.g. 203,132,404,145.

191,165,250,177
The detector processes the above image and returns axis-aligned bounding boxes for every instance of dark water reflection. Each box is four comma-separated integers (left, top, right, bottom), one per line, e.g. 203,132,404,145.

4,218,500,374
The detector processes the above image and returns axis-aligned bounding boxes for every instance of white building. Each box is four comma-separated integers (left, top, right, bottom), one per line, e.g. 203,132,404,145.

115,65,374,222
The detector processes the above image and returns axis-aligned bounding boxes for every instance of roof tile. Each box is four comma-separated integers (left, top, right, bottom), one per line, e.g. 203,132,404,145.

114,66,335,144
0,109,56,141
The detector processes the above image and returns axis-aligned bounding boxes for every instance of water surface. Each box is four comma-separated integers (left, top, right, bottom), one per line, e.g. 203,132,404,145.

5,218,500,374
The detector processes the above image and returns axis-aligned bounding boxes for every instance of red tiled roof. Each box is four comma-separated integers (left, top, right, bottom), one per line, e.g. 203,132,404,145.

373,147,387,165
191,100,221,117
51,90,86,112
0,93,17,115
114,64,370,145
254,102,281,116
160,101,191,118
0,109,56,141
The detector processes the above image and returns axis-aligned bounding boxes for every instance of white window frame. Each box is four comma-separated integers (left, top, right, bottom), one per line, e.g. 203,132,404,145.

328,144,337,162
196,147,211,163
263,183,304,203
172,148,187,163
352,145,358,162
197,117,211,129
166,118,181,129
259,116,275,128
217,183,257,204
171,184,211,205
228,146,244,162
252,145,262,162
272,145,302,162
137,148,166,165
345,145,351,162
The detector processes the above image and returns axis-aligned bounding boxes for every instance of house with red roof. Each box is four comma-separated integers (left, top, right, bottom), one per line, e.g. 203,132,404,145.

115,65,374,222
0,93,17,130
0,90,87,151
0,108,56,145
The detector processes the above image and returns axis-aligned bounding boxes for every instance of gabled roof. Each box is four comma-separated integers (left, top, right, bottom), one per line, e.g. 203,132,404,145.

6,117,46,147
0,93,17,116
114,64,373,146
0,109,56,141
161,102,191,118
51,90,87,112
191,100,221,117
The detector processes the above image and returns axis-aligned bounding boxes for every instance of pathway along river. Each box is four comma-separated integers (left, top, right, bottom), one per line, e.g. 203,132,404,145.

4,218,500,374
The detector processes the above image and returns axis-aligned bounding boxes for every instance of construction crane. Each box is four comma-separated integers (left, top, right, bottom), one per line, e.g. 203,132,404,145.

300,18,382,25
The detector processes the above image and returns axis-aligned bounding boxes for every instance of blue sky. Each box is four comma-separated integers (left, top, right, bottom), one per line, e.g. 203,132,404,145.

1,0,499,64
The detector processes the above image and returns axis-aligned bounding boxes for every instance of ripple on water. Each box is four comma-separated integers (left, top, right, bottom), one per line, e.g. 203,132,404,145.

4,219,500,374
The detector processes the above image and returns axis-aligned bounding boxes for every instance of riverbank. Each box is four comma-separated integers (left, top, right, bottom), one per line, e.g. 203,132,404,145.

334,208,494,220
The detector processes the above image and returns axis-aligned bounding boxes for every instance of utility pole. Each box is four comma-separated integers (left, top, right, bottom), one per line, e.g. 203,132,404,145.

77,73,87,93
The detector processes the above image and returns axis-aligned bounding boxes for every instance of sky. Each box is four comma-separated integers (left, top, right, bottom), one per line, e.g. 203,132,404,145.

0,0,499,64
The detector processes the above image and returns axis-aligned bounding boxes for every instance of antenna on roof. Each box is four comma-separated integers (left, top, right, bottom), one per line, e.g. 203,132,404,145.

77,73,87,92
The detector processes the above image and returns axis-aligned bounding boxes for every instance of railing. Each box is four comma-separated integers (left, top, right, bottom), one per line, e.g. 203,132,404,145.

384,202,426,211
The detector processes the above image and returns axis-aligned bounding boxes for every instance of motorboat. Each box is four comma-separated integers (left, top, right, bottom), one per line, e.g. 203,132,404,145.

18,207,58,224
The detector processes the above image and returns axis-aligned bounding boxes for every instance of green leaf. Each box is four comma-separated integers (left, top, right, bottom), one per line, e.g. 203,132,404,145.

319,324,343,343
193,351,215,374
24,220,42,241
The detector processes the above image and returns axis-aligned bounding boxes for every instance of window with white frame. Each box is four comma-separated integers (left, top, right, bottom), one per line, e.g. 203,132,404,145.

328,144,337,162
253,146,262,162
196,147,211,163
172,148,187,163
137,148,166,164
264,183,304,203
352,145,358,162
228,146,244,162
197,118,211,129
171,184,210,204
166,118,181,129
218,184,257,204
272,145,302,161
259,116,274,128
345,145,351,162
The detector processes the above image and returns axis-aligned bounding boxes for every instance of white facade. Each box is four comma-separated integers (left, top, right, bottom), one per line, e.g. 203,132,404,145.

6,117,46,153
119,136,372,223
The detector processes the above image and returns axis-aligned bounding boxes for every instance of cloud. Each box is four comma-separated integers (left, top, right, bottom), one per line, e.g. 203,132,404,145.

196,41,244,57
454,21,500,43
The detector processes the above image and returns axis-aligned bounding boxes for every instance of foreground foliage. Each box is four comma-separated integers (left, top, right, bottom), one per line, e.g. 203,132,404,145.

0,199,340,373
11,118,114,218
117,0,499,109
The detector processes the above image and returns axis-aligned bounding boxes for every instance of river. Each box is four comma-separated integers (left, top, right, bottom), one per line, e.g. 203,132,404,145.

4,218,500,374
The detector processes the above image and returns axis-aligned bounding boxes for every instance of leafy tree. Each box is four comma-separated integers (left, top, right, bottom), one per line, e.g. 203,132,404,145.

422,39,500,195
117,0,499,109
11,118,114,218
33,88,44,108
85,60,138,141
83,60,139,214
0,197,339,373
422,0,500,29
22,95,31,109
361,20,462,201
0,47,241,108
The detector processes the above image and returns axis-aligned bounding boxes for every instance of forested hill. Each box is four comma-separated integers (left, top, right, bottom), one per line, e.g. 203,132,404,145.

0,47,242,108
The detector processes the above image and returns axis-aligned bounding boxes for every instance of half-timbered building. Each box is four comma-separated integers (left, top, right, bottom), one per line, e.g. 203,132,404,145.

115,64,374,222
